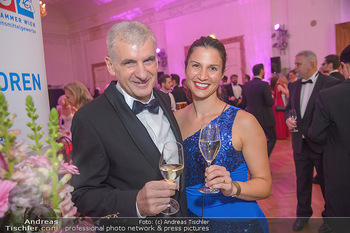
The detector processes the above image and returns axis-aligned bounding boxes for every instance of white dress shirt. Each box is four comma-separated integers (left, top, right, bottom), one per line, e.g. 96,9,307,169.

116,82,177,217
300,71,318,118
231,83,242,99
116,82,176,153
329,70,339,75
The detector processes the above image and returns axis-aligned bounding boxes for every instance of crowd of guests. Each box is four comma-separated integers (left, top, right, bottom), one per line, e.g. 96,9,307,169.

152,51,349,232
154,73,191,111
52,20,349,233
218,52,348,232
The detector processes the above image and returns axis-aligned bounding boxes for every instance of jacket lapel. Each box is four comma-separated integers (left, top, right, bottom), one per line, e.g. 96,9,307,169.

154,89,182,143
303,72,324,119
104,82,186,208
104,81,162,175
295,79,302,118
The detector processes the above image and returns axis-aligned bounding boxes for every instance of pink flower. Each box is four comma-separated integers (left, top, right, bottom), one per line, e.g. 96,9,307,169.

59,192,77,217
0,152,8,179
11,166,40,185
6,139,27,162
0,179,17,218
58,185,77,217
59,161,80,175
26,156,51,169
13,139,27,162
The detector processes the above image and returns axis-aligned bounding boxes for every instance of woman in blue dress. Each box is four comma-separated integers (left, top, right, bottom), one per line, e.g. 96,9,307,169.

175,36,272,233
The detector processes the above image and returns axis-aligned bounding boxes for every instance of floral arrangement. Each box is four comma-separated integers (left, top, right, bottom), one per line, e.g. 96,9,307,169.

0,93,83,231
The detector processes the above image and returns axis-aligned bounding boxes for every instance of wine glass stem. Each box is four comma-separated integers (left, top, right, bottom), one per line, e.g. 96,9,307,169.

205,162,211,186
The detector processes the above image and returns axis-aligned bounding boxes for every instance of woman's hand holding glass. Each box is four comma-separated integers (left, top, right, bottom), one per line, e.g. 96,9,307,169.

205,165,237,197
198,122,221,194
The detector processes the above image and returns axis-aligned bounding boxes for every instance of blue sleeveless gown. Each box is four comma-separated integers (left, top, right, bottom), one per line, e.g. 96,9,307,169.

183,106,269,233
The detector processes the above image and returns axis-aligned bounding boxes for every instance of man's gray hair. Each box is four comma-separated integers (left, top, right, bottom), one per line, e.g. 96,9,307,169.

106,21,156,60
296,50,317,65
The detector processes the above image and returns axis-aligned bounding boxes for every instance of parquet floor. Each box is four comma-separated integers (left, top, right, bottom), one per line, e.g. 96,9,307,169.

257,138,325,233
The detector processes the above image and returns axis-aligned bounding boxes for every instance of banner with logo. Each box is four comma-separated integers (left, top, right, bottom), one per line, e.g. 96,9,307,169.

0,0,50,145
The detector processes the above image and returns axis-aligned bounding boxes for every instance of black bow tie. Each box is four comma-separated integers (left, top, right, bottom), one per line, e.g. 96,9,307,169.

301,79,313,85
132,99,160,114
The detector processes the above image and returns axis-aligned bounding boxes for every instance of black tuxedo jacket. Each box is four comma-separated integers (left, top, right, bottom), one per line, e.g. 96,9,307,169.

329,71,345,82
222,84,242,106
308,79,350,217
171,86,188,103
285,72,340,154
71,81,187,217
241,77,276,127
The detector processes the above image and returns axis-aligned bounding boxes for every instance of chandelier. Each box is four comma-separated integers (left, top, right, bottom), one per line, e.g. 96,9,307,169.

272,24,289,55
156,48,167,67
39,1,47,17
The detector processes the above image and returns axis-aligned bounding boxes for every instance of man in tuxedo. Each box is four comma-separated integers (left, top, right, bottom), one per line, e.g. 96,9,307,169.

288,69,298,84
222,74,242,108
171,73,189,104
308,45,350,232
159,74,176,112
321,54,345,82
241,64,276,157
71,21,187,218
285,50,339,232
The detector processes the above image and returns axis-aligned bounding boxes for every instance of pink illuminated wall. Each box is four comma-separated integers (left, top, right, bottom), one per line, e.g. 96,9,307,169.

42,0,350,89
162,0,272,82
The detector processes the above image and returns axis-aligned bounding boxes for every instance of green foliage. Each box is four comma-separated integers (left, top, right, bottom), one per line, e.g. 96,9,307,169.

0,92,19,177
45,108,61,158
0,92,16,155
44,107,63,210
25,96,44,156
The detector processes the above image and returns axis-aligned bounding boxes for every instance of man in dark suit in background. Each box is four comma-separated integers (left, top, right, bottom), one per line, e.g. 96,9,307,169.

285,50,340,233
222,74,243,108
241,64,276,157
321,54,345,82
71,21,187,218
308,45,350,233
314,54,344,185
243,74,251,85
159,74,176,112
171,73,189,104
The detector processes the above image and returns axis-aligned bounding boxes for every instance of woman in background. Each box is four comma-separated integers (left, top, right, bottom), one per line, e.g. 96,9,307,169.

57,95,76,137
175,36,271,232
270,76,279,96
63,81,93,109
273,76,290,139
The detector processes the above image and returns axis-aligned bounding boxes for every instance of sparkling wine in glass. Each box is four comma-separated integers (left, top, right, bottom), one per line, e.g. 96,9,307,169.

159,141,184,215
198,122,221,194
289,109,299,133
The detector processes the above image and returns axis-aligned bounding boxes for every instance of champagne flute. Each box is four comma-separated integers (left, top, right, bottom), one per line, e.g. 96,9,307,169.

198,122,221,194
289,109,299,132
159,141,184,215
